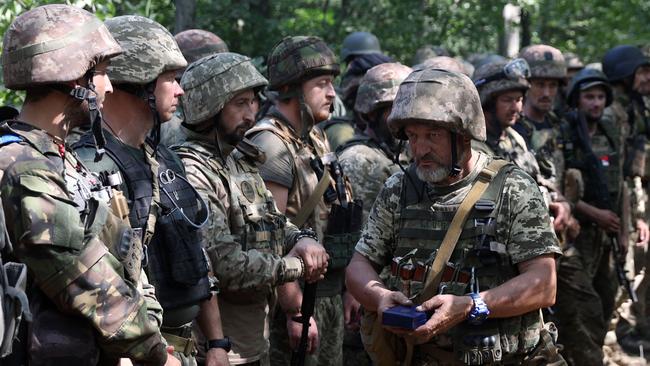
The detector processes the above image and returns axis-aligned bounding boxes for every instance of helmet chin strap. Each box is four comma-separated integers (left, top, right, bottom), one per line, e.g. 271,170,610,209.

449,132,461,177
69,68,106,161
144,82,161,156
298,93,316,142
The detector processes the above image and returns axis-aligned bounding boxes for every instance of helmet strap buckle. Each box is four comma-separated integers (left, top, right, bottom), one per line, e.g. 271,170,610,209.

449,132,461,177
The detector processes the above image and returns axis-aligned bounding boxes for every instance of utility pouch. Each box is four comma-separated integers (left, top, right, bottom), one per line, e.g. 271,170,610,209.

521,322,567,366
27,291,99,366
323,199,363,270
452,320,502,365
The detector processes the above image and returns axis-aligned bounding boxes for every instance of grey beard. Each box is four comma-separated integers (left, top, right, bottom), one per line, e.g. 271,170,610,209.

416,165,450,183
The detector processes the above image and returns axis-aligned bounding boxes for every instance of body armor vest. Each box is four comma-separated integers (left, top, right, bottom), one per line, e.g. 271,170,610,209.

248,117,354,296
76,133,211,312
389,162,544,358
174,140,287,303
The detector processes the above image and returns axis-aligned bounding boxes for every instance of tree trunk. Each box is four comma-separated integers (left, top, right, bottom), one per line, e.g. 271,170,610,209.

174,0,196,34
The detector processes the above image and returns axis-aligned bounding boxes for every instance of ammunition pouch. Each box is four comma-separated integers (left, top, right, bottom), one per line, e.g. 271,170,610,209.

324,200,363,270
0,261,30,357
521,322,566,366
452,320,502,365
27,291,99,366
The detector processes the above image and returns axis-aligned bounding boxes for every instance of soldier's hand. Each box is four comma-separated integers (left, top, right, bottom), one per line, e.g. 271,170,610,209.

410,294,473,344
164,346,181,366
286,315,319,354
594,209,620,234
205,347,230,366
377,290,413,335
289,238,329,282
343,291,361,331
635,219,649,248
549,201,570,232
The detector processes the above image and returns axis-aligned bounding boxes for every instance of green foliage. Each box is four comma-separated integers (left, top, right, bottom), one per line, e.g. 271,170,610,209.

2,0,650,106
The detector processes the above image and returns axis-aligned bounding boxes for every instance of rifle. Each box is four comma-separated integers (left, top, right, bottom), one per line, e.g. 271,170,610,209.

290,282,317,366
610,235,638,303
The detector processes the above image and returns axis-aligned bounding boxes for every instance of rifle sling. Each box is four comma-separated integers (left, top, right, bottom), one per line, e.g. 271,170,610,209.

293,169,331,228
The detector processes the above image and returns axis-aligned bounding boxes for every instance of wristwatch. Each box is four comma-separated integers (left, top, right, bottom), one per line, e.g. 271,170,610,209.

206,337,232,352
467,293,490,325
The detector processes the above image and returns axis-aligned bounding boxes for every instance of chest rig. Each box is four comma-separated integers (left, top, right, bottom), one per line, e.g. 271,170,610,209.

518,114,569,190
78,133,211,311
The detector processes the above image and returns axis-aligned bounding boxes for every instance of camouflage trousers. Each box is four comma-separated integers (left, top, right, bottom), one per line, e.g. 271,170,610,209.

343,328,371,366
616,226,650,346
270,294,343,366
554,225,618,366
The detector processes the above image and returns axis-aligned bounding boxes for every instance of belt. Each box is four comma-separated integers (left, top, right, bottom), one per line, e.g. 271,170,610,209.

162,325,195,357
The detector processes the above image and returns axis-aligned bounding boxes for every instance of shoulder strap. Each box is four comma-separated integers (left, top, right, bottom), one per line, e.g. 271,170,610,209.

292,168,331,227
414,159,510,304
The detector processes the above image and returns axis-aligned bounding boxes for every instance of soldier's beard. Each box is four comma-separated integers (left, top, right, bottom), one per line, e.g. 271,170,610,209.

63,99,90,131
415,149,467,183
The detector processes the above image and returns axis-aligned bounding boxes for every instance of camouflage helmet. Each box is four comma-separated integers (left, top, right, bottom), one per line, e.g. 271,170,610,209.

566,68,612,108
181,52,268,125
175,29,229,64
602,45,650,82
413,56,468,76
2,4,122,90
388,68,486,141
340,31,381,62
267,36,339,91
518,44,566,80
564,52,584,71
411,45,450,66
473,60,529,106
105,15,187,85
354,63,412,115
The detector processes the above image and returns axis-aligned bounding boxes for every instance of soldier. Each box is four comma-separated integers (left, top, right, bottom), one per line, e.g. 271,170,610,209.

345,68,564,365
471,60,539,175
73,16,228,366
160,28,231,148
336,62,412,366
556,68,632,365
247,36,361,366
172,52,329,365
0,5,176,365
515,45,575,237
323,32,392,151
602,45,650,354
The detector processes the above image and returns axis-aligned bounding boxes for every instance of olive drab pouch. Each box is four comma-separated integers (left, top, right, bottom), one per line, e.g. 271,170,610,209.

0,260,30,357
147,169,211,310
323,199,363,270
521,322,566,366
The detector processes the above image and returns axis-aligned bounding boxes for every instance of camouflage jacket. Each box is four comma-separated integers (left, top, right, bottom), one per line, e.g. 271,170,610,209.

473,126,541,181
337,135,402,223
514,112,569,193
356,151,561,355
0,121,167,364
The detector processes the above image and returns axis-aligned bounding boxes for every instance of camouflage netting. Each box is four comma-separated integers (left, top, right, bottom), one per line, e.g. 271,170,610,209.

181,52,268,125
2,4,122,90
105,15,186,85
388,68,486,141
354,62,412,115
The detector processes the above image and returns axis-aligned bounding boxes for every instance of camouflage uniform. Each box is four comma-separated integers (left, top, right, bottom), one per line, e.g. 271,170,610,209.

172,52,307,365
515,45,570,194
357,69,562,365
74,16,214,366
247,36,354,366
0,5,168,365
602,45,650,352
556,68,622,365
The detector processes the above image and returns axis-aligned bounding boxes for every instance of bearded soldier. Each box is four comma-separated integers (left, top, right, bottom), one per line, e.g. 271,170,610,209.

1,5,174,365
172,52,329,365
74,16,228,366
247,36,362,365
346,68,564,365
